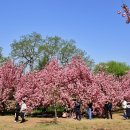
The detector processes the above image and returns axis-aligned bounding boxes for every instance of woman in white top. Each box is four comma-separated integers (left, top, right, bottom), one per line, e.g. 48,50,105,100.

20,100,27,123
122,98,127,119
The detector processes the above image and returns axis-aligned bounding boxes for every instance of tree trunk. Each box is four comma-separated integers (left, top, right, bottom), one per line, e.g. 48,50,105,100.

54,103,58,123
29,61,34,71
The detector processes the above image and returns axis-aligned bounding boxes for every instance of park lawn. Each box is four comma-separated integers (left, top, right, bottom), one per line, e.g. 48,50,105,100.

0,114,130,130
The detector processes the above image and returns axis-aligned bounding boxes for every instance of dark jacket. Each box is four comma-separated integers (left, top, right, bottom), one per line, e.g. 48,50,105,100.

75,101,81,111
104,103,109,111
108,102,112,111
15,103,21,113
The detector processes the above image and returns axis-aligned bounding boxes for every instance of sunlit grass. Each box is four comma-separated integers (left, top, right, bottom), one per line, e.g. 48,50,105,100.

0,114,130,130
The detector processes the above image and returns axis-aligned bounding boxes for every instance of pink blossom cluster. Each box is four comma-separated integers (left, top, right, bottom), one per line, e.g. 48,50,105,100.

0,57,130,115
0,61,23,110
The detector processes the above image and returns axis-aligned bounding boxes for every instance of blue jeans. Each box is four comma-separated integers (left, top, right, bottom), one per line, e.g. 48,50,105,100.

87,108,92,119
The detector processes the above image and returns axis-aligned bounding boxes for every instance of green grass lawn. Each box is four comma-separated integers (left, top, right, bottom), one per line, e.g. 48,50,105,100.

0,114,130,130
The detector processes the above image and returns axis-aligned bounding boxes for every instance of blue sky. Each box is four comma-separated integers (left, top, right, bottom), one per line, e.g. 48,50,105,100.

0,0,130,65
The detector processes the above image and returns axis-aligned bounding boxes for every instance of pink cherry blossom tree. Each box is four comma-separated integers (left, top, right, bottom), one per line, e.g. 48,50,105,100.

15,60,70,120
120,71,130,101
92,72,122,115
0,60,23,111
13,57,130,117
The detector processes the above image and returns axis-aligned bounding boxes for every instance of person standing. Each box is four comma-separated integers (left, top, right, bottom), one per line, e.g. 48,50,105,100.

14,102,20,122
104,101,109,119
108,100,112,119
20,100,27,123
122,98,127,119
75,99,82,120
87,99,93,119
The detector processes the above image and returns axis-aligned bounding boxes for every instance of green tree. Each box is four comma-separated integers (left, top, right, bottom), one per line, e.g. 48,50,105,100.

10,32,43,71
94,62,108,73
38,36,94,69
94,61,130,77
0,47,8,66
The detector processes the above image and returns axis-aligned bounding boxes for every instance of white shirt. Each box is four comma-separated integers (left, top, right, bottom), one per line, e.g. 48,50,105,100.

122,100,127,109
20,103,27,112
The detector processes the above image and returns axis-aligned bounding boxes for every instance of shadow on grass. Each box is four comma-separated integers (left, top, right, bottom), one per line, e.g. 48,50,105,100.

37,119,60,126
95,128,112,130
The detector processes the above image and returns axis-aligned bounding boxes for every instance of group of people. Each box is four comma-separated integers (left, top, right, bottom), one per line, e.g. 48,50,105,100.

62,99,93,120
62,99,113,120
75,99,113,120
62,98,130,120
14,100,27,123
14,98,130,122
